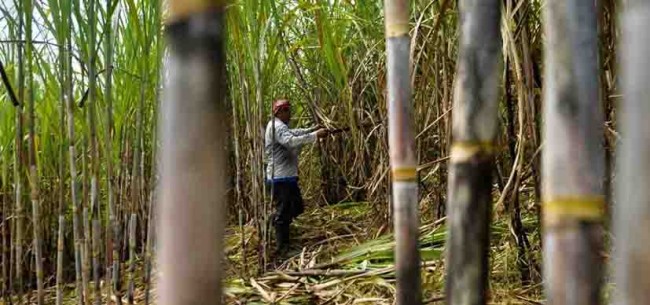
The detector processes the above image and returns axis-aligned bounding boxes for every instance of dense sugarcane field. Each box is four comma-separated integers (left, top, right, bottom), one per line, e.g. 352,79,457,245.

0,0,625,304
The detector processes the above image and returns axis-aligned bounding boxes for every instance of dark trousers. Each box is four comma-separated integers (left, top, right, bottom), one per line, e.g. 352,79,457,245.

267,180,304,251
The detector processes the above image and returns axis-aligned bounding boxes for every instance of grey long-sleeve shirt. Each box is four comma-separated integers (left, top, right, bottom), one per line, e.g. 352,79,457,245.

265,118,318,182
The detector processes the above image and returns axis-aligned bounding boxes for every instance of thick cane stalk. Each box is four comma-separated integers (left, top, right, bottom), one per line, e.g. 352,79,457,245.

444,1,502,305
158,1,229,304
542,1,604,304
613,1,650,305
384,0,420,304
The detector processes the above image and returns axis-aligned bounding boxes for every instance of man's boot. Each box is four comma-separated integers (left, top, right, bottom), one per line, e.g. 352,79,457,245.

274,223,290,259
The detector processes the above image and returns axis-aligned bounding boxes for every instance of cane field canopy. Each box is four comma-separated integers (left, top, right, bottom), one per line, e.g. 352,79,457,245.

0,0,623,304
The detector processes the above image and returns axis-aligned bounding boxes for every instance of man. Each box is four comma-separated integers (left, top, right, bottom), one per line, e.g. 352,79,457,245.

265,99,328,258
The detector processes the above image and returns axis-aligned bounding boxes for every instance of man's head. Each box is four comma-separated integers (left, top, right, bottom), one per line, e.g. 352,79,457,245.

273,99,291,123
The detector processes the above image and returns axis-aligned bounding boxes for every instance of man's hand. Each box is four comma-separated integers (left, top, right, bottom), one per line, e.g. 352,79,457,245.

315,128,329,138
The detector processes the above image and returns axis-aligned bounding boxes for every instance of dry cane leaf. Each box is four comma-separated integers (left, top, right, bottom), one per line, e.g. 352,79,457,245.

276,282,301,303
250,278,273,303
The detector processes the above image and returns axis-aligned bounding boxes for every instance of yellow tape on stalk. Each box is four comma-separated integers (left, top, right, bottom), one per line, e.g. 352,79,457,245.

543,196,605,225
385,22,410,37
450,141,495,163
168,0,224,21
392,167,417,182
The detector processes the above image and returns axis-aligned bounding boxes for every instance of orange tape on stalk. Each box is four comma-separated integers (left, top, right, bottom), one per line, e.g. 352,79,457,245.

392,167,417,182
450,141,495,163
543,196,605,225
168,0,224,21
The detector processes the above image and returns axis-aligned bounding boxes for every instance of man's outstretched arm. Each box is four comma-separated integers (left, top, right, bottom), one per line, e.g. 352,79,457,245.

274,123,318,149
292,125,320,136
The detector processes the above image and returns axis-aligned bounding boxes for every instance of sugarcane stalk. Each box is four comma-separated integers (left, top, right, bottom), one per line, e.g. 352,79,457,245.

104,1,122,303
92,218,101,305
127,214,136,305
87,0,102,301
2,151,9,304
384,0,420,304
444,1,502,305
231,71,246,278
3,34,18,305
542,1,603,304
55,2,67,303
65,0,84,302
159,0,229,304
24,1,45,301
14,2,25,302
78,48,90,305
253,29,268,272
144,189,155,305
8,212,12,305
145,4,162,300
27,166,44,305
239,210,247,277
56,215,64,305
613,1,650,305
503,0,534,284
122,201,129,264
80,73,91,305
131,50,145,271
132,0,153,257
83,208,91,305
